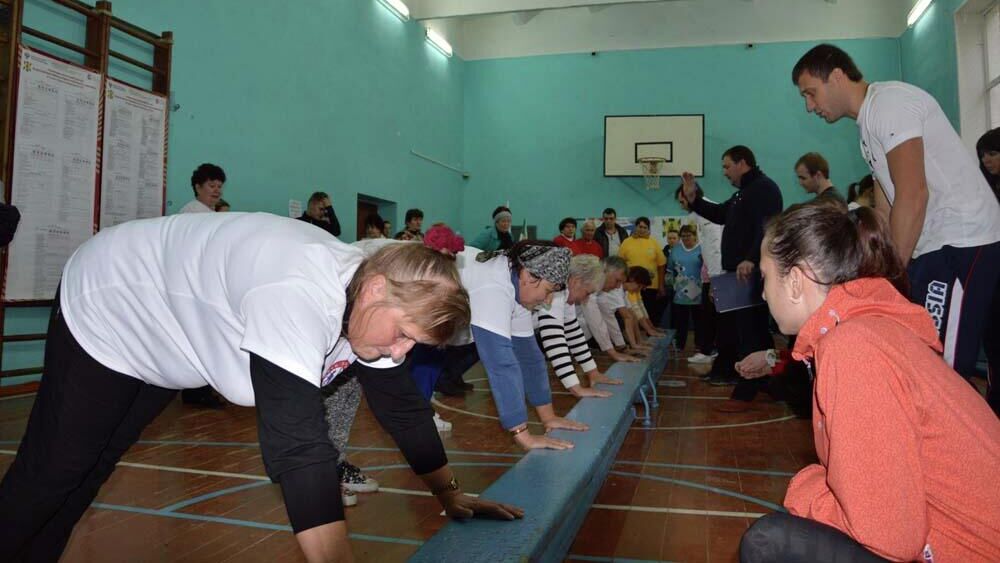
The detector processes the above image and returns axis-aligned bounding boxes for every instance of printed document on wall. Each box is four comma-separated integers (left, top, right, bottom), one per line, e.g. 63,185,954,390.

5,46,102,301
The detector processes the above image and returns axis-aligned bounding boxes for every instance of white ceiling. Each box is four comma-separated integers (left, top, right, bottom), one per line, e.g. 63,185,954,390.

406,0,915,60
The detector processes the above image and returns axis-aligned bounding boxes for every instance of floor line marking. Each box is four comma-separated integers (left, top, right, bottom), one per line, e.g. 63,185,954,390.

159,481,271,512
609,470,784,512
430,398,544,425
4,450,784,529
0,392,36,401
633,414,798,431
89,503,424,546
431,400,798,430
1,448,795,478
613,460,795,477
115,460,270,481
567,554,678,562
592,504,765,519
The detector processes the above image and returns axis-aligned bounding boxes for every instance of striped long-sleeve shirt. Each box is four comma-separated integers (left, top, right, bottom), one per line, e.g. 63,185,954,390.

533,290,597,389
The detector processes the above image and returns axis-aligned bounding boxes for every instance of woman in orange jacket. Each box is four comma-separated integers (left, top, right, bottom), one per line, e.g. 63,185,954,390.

739,200,1000,562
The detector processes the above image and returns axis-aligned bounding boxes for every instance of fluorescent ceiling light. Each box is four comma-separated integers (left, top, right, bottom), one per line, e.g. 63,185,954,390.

377,0,409,21
426,28,453,57
907,0,932,26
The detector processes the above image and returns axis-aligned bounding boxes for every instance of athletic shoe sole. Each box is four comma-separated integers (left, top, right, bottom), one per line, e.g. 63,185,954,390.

342,479,380,493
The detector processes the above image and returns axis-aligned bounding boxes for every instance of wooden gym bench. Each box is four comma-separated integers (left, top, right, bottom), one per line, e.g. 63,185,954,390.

409,334,671,562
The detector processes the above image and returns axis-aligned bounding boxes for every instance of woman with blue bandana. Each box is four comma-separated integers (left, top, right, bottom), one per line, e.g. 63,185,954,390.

459,240,589,450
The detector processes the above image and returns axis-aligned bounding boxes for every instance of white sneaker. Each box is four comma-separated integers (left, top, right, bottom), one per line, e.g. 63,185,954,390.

687,352,717,364
342,487,358,507
434,412,452,433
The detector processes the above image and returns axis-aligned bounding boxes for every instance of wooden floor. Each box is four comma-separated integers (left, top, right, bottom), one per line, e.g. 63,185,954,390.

0,344,818,562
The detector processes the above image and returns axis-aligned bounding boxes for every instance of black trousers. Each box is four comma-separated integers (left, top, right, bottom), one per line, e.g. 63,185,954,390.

0,305,177,562
710,304,772,400
696,283,717,355
740,512,890,563
907,241,1000,381
671,303,699,351
641,288,668,330
438,342,479,386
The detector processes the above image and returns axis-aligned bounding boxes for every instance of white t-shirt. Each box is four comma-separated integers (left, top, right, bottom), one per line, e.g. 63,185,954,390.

596,286,627,312
605,229,622,256
857,81,1000,258
458,247,533,340
179,199,214,214
61,212,377,407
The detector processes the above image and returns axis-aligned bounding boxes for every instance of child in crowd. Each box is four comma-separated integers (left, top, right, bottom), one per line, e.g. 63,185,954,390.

623,266,666,341
667,225,703,351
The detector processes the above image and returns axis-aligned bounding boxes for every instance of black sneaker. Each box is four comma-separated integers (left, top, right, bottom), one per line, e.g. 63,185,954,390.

338,461,379,493
434,378,468,397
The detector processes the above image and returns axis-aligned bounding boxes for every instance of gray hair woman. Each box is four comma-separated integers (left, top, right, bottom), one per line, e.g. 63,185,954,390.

535,255,624,396
577,256,643,363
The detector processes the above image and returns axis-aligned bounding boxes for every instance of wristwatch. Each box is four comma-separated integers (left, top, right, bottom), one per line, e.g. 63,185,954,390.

432,476,460,496
765,349,778,368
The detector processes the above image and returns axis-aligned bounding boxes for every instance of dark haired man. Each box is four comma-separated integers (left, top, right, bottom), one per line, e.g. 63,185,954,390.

595,207,629,258
298,191,342,237
794,152,841,201
792,43,1000,389
680,146,783,411
180,163,226,214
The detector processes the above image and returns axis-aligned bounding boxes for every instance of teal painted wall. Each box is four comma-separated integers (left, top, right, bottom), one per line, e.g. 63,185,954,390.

461,39,902,240
899,0,964,131
4,0,466,385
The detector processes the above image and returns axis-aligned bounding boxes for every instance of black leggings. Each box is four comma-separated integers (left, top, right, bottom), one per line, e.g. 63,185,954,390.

740,512,891,563
0,304,178,562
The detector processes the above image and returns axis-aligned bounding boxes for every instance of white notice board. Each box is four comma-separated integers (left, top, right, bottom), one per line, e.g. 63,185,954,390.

99,79,168,229
4,46,103,301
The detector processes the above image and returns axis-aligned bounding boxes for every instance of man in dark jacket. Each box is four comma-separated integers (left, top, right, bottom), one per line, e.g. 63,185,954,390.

681,145,783,412
0,202,19,247
298,191,341,237
594,207,630,258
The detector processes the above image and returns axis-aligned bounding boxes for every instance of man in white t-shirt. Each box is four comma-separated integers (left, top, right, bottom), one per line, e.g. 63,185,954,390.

792,43,1000,384
178,162,225,214
0,213,521,562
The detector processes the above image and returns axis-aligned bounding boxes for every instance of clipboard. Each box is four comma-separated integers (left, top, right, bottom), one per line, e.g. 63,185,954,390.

710,271,764,313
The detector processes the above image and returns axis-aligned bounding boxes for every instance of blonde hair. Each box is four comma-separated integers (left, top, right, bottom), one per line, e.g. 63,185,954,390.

348,243,470,345
569,254,605,292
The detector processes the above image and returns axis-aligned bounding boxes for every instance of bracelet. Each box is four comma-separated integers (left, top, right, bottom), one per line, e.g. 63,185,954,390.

431,476,460,496
510,425,528,436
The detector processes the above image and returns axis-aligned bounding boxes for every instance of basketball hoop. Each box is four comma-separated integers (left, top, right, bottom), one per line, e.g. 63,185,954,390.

638,157,668,190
